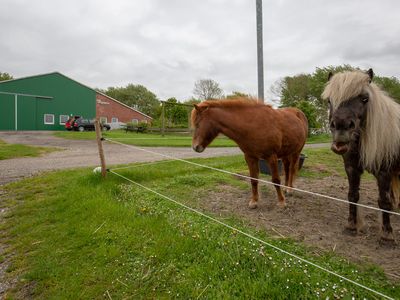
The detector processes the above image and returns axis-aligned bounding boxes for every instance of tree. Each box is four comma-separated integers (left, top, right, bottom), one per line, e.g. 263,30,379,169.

373,76,400,103
273,74,312,107
103,84,159,117
184,97,201,105
193,79,224,100
164,97,188,126
274,65,358,130
273,64,400,131
225,91,252,99
0,72,13,81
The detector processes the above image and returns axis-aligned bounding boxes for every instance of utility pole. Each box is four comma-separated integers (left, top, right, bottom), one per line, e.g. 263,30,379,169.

256,0,264,102
161,101,165,137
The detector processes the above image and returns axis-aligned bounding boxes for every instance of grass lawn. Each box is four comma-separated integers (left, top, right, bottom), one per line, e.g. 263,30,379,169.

0,149,397,299
0,139,58,160
306,133,331,144
54,130,331,147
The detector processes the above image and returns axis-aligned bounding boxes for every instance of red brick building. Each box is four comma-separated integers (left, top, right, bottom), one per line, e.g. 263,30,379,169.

96,92,152,127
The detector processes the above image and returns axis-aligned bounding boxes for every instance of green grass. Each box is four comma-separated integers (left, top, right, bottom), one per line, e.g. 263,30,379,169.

1,150,398,299
0,139,58,160
301,148,345,178
307,133,331,144
54,130,330,147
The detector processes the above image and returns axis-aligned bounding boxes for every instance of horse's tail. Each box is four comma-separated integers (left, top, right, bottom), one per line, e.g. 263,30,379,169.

391,174,400,208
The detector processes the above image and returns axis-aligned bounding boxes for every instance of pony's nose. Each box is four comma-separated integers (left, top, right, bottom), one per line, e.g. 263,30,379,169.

193,145,204,153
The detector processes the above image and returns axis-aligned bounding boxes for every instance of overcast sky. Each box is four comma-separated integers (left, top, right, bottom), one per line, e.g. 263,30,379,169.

1,0,399,102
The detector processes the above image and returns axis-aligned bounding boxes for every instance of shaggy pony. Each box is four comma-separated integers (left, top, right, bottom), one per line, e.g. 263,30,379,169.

323,70,400,172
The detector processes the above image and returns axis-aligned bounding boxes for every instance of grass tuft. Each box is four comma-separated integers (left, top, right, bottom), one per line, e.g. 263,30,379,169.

0,139,59,160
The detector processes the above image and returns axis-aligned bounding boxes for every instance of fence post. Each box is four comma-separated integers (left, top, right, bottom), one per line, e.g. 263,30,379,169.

95,118,107,178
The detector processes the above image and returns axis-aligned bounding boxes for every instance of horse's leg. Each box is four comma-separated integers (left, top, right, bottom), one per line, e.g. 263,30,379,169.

376,172,395,243
344,156,363,233
244,154,260,209
268,154,286,207
287,152,301,195
282,157,290,194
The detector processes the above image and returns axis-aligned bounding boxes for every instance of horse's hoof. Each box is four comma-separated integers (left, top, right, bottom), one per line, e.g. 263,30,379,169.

277,201,287,208
284,189,292,196
379,232,397,247
379,237,397,248
248,201,258,209
343,225,357,236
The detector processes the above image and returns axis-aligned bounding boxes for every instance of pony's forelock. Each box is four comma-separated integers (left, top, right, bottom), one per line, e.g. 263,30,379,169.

322,71,370,110
323,70,400,171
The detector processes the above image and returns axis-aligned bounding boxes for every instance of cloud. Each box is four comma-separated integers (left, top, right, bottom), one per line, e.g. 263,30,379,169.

0,0,399,101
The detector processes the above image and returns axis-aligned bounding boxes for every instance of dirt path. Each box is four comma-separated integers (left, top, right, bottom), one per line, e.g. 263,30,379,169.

202,176,400,280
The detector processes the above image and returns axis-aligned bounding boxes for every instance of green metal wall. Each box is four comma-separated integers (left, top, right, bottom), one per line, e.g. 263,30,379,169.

0,72,96,131
0,94,15,130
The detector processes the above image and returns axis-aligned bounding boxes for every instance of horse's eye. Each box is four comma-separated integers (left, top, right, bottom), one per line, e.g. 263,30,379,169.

361,97,369,103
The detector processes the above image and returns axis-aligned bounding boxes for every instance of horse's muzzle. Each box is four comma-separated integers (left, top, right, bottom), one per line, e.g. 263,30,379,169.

331,142,349,155
193,145,205,153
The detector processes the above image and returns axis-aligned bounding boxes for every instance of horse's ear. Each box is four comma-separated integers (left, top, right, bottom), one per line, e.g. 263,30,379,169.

367,68,374,83
193,104,209,113
327,71,333,81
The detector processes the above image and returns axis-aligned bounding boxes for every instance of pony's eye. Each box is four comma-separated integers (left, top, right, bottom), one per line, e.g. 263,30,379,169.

362,97,369,103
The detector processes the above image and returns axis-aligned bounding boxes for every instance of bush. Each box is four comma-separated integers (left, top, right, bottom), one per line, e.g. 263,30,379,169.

138,121,148,129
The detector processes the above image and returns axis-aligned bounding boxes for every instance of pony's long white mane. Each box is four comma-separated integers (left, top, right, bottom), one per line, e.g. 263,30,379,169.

322,70,400,171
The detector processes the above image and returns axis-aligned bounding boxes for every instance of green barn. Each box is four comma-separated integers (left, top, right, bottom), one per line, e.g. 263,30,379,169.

0,72,96,131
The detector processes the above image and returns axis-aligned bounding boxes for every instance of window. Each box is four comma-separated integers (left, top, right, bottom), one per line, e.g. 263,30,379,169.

132,119,138,124
142,120,148,124
111,117,118,123
44,114,54,125
100,117,107,124
59,115,69,125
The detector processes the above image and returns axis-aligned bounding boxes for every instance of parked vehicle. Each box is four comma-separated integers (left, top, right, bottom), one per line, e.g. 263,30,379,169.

65,116,80,131
71,118,111,132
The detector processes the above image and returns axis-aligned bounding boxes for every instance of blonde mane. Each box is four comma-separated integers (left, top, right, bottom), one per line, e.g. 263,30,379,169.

322,70,400,171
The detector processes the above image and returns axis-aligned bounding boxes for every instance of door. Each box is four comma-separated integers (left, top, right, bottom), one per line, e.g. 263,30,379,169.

17,95,37,130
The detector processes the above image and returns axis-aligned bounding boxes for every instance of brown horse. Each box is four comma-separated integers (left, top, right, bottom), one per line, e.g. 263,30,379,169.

191,98,308,208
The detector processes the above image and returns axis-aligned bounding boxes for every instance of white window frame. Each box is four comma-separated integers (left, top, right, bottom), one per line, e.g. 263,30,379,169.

111,117,118,123
44,114,55,125
100,117,107,124
59,114,69,125
142,120,148,124
132,118,138,124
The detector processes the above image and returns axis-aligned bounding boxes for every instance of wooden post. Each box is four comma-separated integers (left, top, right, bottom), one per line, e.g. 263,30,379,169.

161,101,165,137
95,118,107,178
